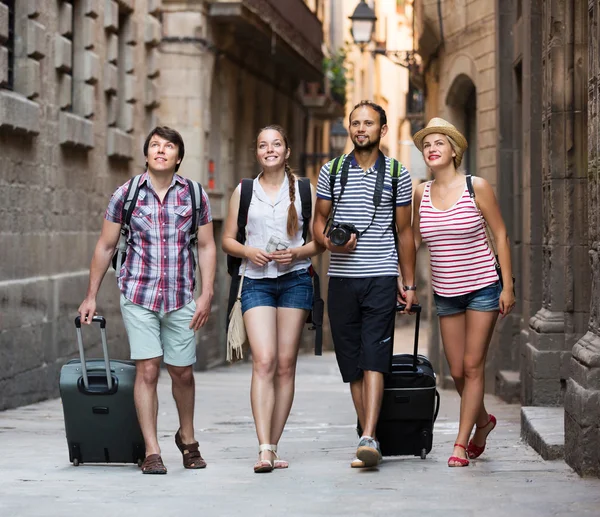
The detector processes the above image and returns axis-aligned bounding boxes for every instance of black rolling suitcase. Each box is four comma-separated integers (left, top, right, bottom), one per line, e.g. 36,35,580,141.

59,316,145,466
360,304,440,459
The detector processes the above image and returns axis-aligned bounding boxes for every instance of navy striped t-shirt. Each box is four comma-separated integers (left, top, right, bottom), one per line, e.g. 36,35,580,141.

316,154,413,278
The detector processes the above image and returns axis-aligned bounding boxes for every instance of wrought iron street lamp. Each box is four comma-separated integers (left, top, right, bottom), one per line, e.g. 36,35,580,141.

349,0,418,70
329,119,348,155
349,0,377,50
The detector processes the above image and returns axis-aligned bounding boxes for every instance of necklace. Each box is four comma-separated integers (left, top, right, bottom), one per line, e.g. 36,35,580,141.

434,176,463,201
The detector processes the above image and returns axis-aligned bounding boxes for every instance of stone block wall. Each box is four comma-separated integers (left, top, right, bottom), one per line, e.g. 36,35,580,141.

565,0,600,477
0,0,161,410
565,333,600,476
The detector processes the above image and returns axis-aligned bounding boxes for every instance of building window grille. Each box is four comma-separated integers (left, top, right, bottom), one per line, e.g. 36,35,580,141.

1,0,15,90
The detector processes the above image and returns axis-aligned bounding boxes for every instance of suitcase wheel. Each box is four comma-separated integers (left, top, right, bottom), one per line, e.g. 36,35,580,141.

137,458,144,468
420,448,427,460
73,458,80,466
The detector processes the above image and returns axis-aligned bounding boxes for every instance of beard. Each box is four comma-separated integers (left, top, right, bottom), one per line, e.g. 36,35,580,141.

352,135,380,151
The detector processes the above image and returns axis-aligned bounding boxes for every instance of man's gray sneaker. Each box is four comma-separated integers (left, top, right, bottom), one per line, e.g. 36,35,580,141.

356,437,382,467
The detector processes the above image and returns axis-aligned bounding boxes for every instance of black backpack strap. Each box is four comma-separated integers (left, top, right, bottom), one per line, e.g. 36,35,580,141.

339,153,353,190
186,179,203,237
237,179,254,243
311,269,324,355
372,150,387,208
227,179,254,276
226,178,254,322
185,179,203,277
466,174,474,199
113,175,142,275
297,177,312,244
122,174,143,226
327,153,354,229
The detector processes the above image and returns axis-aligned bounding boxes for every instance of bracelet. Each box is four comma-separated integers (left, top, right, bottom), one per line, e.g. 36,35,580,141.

403,285,417,291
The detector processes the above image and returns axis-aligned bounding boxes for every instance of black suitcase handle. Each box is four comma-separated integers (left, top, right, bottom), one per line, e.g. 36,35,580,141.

396,302,421,313
73,315,112,391
395,303,421,371
74,315,106,328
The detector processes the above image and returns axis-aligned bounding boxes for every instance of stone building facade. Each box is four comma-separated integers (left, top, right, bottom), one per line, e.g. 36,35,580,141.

413,0,600,477
0,0,333,410
0,0,162,410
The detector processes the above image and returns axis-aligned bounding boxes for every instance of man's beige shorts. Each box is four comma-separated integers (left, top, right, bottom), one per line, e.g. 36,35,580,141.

120,294,196,366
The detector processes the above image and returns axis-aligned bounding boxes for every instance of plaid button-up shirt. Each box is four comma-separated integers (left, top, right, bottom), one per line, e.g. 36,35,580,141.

105,172,212,313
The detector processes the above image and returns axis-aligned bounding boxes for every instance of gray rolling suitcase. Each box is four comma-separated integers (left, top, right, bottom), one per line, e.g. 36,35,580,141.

59,315,145,466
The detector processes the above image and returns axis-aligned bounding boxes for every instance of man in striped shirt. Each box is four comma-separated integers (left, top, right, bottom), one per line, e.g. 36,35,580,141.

78,126,216,474
314,101,417,468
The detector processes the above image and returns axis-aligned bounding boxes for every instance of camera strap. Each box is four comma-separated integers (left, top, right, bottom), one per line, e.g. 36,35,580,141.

326,151,387,236
358,151,387,237
324,153,353,234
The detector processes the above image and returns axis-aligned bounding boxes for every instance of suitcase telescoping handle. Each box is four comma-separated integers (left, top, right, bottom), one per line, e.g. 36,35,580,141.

396,303,422,371
74,315,113,391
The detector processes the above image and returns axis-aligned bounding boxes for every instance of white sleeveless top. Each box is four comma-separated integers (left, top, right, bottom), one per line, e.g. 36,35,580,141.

241,173,311,279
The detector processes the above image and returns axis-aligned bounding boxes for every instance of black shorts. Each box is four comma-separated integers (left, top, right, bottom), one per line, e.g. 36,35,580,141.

328,276,397,383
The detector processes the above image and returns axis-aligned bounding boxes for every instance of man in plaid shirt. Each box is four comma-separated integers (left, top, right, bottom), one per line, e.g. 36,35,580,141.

78,126,216,474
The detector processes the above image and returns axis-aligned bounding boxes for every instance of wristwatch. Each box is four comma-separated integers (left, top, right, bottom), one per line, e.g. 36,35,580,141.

403,285,417,291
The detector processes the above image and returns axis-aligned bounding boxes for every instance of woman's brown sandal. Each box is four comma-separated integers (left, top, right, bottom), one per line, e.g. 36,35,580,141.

141,454,167,474
175,429,207,469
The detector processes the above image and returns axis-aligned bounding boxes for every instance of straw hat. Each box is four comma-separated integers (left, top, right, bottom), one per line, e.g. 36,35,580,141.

412,118,468,167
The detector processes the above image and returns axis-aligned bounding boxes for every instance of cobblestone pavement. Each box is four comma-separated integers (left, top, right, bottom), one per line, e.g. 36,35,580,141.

1,325,599,516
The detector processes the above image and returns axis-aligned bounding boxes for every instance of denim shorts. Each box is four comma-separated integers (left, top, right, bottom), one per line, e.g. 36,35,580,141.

241,268,314,314
433,281,501,317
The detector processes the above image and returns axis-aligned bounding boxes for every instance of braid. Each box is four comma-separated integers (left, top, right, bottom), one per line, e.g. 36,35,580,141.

285,163,299,237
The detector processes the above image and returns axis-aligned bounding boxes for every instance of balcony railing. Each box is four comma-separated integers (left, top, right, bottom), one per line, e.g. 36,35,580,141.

267,0,322,53
208,0,323,74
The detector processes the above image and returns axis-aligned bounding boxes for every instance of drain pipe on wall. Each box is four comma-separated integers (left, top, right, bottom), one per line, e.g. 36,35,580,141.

422,0,445,80
437,0,444,44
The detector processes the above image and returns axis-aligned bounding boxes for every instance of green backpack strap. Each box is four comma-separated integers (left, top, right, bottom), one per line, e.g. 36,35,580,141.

389,158,402,257
328,154,347,201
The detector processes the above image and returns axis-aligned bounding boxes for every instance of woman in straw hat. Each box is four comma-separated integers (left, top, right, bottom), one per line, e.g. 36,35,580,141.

411,118,515,467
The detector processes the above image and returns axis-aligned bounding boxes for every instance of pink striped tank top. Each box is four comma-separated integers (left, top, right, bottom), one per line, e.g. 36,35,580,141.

419,180,499,297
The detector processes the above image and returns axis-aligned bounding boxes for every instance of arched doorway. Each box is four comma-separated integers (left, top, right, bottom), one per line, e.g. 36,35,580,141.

446,74,477,175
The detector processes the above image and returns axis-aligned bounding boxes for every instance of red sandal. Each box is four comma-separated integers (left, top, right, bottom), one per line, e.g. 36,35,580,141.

467,414,497,459
448,443,470,467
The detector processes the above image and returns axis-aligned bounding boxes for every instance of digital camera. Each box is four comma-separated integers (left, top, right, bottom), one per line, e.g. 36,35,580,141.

327,222,359,246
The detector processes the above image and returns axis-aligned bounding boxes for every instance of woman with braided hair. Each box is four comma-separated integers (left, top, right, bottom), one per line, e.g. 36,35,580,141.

222,125,324,473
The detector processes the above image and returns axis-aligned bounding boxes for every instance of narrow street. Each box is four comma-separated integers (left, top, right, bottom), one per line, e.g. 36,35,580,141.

1,334,599,517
